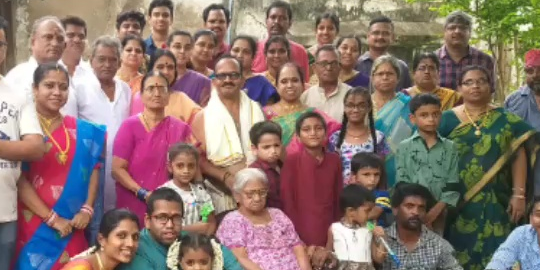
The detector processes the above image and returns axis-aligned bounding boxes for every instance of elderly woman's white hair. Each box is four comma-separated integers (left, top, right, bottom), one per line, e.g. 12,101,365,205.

232,168,268,194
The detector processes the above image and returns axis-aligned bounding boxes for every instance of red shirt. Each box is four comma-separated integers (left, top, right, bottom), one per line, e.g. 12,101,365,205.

280,149,343,246
252,38,310,82
249,159,282,210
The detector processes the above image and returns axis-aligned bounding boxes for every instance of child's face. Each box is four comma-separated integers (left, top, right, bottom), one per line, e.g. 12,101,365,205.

180,248,213,270
349,202,374,225
252,133,282,164
344,93,370,124
351,167,381,190
298,117,326,149
168,153,198,185
410,104,441,133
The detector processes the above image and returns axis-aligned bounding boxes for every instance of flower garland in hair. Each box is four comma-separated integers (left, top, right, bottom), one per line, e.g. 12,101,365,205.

166,238,224,270
71,246,98,261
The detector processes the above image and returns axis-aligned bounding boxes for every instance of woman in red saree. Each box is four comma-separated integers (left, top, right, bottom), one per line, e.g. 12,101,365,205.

15,63,106,270
112,70,193,224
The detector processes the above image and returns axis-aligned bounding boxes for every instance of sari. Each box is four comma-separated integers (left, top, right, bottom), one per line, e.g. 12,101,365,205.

243,75,279,106
374,92,414,187
263,106,341,152
113,116,192,223
342,72,370,88
16,116,106,270
171,70,212,106
439,108,539,270
403,86,462,110
128,74,144,95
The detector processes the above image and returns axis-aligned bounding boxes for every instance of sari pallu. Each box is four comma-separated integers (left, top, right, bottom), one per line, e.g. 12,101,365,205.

439,108,539,270
374,92,414,187
16,117,106,270
263,107,341,152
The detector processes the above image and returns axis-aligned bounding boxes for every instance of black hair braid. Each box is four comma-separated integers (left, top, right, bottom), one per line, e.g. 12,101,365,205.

336,114,348,150
368,110,377,153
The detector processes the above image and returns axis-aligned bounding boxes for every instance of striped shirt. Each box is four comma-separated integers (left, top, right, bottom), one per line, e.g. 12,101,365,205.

435,45,496,91
160,181,214,226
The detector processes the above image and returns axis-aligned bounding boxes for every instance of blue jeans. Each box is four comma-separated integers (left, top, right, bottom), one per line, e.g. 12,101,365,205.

86,166,105,245
0,221,17,269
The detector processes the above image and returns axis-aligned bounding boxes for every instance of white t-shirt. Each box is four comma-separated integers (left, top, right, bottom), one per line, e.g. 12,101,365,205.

331,222,373,263
160,181,214,226
0,77,43,222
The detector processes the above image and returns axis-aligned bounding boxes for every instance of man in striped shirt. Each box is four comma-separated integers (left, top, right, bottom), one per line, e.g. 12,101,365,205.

435,11,496,91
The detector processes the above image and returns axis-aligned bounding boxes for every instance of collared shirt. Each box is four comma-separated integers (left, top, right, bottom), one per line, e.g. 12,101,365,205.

382,224,462,270
395,132,460,206
5,57,79,116
252,38,310,82
486,224,540,270
145,35,168,58
249,159,282,209
435,45,496,91
59,59,93,84
300,82,352,122
504,85,540,131
70,75,131,211
0,76,42,222
208,42,230,69
354,51,412,91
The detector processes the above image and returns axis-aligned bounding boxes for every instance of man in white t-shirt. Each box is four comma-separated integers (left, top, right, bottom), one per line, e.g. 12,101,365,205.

0,16,45,269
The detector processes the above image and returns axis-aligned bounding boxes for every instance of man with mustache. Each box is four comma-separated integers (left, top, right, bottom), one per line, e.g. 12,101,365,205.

118,187,243,270
435,11,495,91
381,183,462,270
301,44,351,122
116,10,146,41
505,49,540,132
191,55,266,218
251,0,310,82
70,36,132,242
0,15,45,269
355,16,411,91
203,4,231,69
60,16,92,79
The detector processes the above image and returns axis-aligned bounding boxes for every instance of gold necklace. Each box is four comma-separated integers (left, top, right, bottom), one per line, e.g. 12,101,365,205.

38,114,62,129
347,128,369,139
279,102,302,114
96,252,104,270
463,106,484,137
141,113,151,130
38,114,70,165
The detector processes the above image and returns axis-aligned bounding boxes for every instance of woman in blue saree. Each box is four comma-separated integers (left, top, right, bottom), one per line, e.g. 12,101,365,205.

370,55,414,186
439,66,539,270
15,64,106,269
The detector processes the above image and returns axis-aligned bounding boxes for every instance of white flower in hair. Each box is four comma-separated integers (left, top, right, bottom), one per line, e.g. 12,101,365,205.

166,238,224,270
70,246,97,261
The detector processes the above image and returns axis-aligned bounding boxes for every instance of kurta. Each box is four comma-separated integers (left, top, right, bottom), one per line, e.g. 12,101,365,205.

280,148,343,246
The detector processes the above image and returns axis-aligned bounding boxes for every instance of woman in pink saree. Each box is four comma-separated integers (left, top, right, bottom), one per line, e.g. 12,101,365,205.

112,70,193,223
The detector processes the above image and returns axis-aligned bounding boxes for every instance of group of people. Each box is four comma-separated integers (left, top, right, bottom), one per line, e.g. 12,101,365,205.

1,0,540,269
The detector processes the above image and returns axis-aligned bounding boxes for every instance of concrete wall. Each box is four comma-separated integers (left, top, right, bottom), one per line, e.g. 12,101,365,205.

8,0,442,68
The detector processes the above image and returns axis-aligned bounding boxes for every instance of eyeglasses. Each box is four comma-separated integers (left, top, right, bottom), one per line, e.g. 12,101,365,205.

243,189,268,199
416,65,438,72
144,85,168,94
152,214,183,225
0,41,7,49
461,78,488,87
345,103,370,110
445,24,470,32
214,72,241,81
316,61,340,68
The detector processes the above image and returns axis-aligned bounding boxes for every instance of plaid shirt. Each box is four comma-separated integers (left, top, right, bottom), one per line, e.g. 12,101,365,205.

435,45,496,91
381,224,463,270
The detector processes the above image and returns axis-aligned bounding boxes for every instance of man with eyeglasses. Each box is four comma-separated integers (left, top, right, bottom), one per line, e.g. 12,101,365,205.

0,15,45,270
119,187,242,270
355,16,411,91
301,44,351,122
505,49,540,132
191,55,266,219
435,11,495,91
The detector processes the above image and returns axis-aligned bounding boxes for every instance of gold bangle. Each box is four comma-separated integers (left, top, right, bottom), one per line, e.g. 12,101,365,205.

513,195,526,200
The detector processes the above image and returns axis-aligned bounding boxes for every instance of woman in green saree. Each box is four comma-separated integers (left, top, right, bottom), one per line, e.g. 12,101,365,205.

371,55,414,186
439,65,538,270
263,62,341,152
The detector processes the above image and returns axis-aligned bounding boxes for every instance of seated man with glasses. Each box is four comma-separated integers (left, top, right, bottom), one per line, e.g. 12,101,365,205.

118,187,242,270
301,44,352,122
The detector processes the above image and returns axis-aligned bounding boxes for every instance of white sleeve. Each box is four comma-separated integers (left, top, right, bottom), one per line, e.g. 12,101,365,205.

19,99,43,137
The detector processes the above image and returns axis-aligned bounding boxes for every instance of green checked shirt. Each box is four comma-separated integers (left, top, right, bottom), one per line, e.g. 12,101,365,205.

395,132,460,206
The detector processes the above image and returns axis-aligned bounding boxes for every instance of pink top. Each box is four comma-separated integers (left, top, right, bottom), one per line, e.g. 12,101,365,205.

113,115,192,223
217,208,303,270
252,39,310,82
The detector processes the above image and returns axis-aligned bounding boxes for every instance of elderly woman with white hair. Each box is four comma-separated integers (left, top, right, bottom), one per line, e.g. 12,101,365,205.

216,168,312,270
